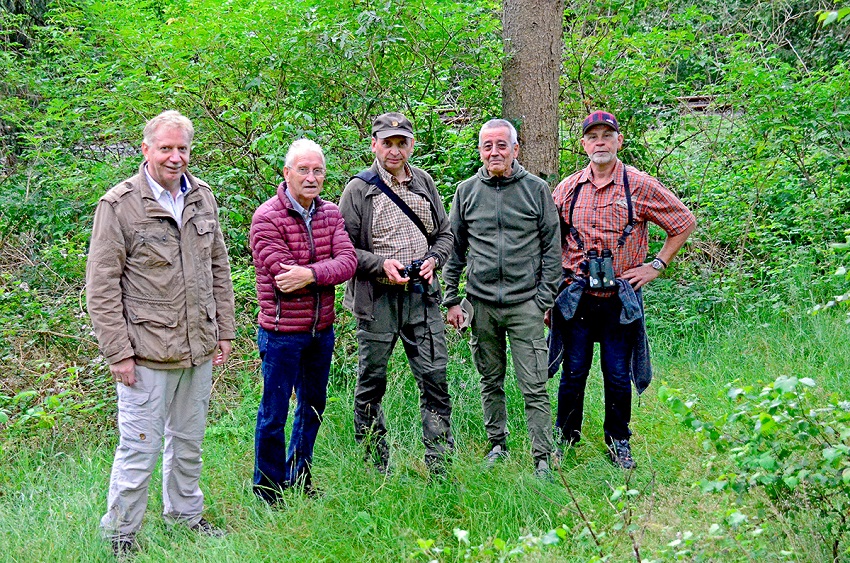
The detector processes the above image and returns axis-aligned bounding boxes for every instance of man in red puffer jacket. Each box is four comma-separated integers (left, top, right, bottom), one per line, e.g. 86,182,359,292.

250,139,357,502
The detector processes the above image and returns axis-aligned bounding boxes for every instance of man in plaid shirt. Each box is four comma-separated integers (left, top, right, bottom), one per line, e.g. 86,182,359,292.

551,111,696,469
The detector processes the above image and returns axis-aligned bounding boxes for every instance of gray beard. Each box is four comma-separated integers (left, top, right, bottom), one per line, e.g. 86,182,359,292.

590,151,616,165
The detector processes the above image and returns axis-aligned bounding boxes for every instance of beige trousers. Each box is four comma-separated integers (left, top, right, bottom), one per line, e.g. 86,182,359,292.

100,361,212,539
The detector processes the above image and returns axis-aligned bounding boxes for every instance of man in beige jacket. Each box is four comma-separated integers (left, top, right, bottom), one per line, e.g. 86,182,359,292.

86,110,235,556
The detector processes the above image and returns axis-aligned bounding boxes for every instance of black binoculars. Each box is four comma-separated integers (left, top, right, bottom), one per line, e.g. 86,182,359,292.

586,249,617,290
401,259,426,294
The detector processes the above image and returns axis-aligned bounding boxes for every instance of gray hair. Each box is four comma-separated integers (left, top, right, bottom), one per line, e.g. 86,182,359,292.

143,110,194,145
478,119,518,147
285,138,326,168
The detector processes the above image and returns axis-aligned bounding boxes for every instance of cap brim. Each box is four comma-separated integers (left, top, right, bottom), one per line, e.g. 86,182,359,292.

583,123,619,133
374,129,414,139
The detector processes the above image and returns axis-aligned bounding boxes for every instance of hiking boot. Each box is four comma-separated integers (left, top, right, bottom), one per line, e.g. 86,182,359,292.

189,517,226,538
425,454,449,477
484,444,509,469
111,534,136,558
366,438,390,475
606,437,636,470
533,459,552,481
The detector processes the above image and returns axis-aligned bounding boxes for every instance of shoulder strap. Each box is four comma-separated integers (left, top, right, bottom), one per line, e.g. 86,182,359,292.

567,166,636,251
353,171,433,244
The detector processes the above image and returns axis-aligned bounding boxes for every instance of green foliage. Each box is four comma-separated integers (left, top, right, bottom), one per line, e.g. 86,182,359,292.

660,377,850,559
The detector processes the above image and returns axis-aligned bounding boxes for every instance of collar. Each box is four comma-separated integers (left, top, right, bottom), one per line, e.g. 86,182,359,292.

284,187,315,217
578,159,624,187
375,160,412,187
144,163,189,198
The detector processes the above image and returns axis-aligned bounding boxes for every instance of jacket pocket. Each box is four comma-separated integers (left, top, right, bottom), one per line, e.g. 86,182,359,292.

193,219,216,257
133,224,179,267
125,301,180,363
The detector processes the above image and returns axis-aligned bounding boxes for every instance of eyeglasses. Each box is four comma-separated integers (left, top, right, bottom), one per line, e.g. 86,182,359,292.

294,167,326,177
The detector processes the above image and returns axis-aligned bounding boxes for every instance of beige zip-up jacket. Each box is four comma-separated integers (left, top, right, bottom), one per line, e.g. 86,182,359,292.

86,163,236,370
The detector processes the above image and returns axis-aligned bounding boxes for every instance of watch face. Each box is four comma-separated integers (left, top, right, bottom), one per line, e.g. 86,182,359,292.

651,259,665,271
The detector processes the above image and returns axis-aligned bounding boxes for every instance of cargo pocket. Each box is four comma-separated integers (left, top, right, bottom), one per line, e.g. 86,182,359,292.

125,301,179,362
532,337,549,384
117,381,156,452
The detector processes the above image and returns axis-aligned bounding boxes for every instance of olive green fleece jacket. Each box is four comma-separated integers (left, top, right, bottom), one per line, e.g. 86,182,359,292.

442,163,562,310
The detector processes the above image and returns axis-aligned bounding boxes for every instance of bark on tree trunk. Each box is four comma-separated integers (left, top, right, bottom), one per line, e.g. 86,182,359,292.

501,0,564,186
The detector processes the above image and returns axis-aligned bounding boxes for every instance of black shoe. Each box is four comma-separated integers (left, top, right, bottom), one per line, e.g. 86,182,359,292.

111,534,136,558
425,454,449,477
606,437,636,470
365,438,390,475
302,482,324,499
189,517,226,537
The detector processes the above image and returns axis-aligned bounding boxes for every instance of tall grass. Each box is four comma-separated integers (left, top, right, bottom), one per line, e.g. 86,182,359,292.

1,296,848,561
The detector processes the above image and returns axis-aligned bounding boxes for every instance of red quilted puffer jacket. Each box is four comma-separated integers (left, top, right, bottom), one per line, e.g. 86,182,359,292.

250,183,357,333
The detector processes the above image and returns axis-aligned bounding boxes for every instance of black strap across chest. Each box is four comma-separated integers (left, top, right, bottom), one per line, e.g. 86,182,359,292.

353,170,433,245
566,166,635,251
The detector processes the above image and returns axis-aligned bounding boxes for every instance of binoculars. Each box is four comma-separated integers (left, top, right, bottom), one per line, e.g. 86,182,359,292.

401,259,426,294
587,249,617,290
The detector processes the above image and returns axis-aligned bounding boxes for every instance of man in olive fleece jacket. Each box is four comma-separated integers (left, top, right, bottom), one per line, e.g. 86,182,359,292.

443,119,561,477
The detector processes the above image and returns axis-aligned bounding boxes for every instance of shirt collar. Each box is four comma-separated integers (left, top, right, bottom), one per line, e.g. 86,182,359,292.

284,187,315,217
579,159,624,186
144,164,189,199
375,160,412,187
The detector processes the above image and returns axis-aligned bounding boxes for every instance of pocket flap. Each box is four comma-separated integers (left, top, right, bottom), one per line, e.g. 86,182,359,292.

194,219,217,236
127,305,179,328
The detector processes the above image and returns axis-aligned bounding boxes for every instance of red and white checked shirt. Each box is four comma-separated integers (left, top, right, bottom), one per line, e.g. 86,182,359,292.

552,160,695,279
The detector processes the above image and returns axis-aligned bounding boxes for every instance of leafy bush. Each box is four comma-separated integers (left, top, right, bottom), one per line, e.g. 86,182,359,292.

660,377,850,561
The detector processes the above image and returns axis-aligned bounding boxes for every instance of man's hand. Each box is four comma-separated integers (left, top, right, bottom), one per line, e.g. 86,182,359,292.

419,256,438,283
544,308,551,328
213,340,232,366
382,258,410,285
110,357,137,386
446,304,465,330
621,263,661,290
275,263,315,293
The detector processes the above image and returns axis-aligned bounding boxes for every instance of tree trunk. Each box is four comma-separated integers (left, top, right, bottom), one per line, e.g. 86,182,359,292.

501,0,564,185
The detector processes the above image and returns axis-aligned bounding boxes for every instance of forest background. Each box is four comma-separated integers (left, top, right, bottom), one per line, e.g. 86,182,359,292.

2,0,850,561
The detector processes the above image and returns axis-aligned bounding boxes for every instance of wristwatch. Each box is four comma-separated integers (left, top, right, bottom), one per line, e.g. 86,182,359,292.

650,257,667,271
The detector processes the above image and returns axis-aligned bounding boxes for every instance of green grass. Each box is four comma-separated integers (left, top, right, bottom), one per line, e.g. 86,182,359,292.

1,303,849,562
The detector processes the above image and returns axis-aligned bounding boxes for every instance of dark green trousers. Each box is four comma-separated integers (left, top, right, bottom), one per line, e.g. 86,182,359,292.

353,285,454,462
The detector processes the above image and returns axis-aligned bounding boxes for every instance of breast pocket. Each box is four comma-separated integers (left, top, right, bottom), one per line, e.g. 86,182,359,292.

597,198,631,239
133,223,179,267
193,219,217,257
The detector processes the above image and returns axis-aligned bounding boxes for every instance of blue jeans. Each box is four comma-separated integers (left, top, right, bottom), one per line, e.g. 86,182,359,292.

253,326,334,501
556,294,634,443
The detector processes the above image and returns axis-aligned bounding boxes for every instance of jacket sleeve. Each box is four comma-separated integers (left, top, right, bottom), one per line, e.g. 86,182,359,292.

339,180,385,277
308,209,358,287
209,197,236,341
536,184,563,310
420,171,453,267
250,206,295,281
85,200,135,364
441,187,468,308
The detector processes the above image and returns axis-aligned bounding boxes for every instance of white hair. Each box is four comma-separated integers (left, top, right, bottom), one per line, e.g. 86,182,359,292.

285,138,326,167
479,119,518,146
